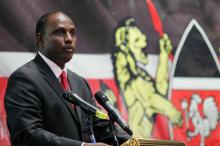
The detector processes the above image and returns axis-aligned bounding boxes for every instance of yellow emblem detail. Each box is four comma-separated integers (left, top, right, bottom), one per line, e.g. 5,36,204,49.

112,18,182,138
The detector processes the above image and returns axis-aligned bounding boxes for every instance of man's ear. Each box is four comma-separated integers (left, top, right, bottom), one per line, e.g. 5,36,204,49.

36,33,44,48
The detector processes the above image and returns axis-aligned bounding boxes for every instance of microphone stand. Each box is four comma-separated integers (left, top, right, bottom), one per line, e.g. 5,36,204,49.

108,116,119,146
85,115,96,143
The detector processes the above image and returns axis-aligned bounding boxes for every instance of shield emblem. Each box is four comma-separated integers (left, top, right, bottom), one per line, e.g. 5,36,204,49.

168,19,220,146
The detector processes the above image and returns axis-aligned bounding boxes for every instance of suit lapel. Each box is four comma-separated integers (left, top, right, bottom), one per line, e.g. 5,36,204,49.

67,71,82,126
34,54,79,122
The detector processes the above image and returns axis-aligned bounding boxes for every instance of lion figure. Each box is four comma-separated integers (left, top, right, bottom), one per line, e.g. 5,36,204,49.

111,18,182,137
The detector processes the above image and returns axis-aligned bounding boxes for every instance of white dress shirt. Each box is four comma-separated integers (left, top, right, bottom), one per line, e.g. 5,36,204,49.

38,51,67,79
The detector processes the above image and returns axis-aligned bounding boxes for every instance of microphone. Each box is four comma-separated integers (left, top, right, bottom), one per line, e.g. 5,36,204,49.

94,91,133,136
63,91,108,120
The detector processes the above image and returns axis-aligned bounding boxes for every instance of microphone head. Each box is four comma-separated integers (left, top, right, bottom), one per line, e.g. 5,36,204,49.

124,127,133,136
94,91,109,105
62,91,80,105
62,91,72,101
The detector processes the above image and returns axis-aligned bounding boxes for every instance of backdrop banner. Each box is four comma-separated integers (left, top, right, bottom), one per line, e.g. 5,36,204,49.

0,1,220,146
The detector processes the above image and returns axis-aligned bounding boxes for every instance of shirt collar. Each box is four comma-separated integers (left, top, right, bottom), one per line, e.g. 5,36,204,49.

38,51,67,78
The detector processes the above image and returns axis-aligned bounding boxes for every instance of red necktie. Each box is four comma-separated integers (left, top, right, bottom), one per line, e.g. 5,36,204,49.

60,71,76,110
60,71,70,91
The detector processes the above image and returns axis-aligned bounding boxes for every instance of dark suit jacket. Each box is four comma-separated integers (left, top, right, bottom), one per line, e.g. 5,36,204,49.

4,54,130,146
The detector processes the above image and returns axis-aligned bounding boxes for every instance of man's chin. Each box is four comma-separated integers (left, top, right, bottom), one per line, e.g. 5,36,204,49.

60,54,73,64
64,56,73,63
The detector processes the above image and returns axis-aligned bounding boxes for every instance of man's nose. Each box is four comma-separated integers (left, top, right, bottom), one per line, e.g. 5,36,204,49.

64,32,74,43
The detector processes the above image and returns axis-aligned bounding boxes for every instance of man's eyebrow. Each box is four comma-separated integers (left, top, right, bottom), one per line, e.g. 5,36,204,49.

70,27,76,32
54,26,66,30
52,27,67,33
51,27,65,33
54,26,75,31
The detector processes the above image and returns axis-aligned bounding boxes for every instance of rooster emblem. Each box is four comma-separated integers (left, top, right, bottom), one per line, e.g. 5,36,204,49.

181,94,219,146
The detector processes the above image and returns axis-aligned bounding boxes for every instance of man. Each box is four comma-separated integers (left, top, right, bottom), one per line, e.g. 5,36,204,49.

4,11,130,146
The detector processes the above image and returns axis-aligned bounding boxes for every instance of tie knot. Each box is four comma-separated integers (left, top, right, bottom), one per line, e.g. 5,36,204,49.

60,71,67,79
60,71,70,91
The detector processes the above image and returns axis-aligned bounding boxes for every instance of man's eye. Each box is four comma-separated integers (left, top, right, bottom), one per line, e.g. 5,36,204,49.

55,30,65,35
70,31,76,36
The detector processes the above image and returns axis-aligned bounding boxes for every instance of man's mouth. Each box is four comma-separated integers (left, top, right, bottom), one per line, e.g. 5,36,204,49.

64,46,74,53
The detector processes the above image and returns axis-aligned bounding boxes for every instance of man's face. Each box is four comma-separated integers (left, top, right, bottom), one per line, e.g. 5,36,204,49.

39,12,76,68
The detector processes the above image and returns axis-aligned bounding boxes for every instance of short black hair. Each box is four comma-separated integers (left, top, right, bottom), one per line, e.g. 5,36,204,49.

35,11,63,35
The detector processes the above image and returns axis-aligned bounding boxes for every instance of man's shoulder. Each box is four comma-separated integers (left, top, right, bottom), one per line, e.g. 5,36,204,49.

10,59,38,78
67,70,89,86
67,69,83,79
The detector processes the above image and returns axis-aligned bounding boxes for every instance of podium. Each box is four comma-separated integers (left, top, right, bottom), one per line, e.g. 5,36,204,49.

121,137,185,146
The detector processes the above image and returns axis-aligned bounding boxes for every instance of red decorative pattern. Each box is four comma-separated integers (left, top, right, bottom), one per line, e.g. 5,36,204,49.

146,0,164,37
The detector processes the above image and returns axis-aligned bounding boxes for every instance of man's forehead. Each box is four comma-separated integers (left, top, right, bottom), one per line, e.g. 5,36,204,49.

47,12,75,28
